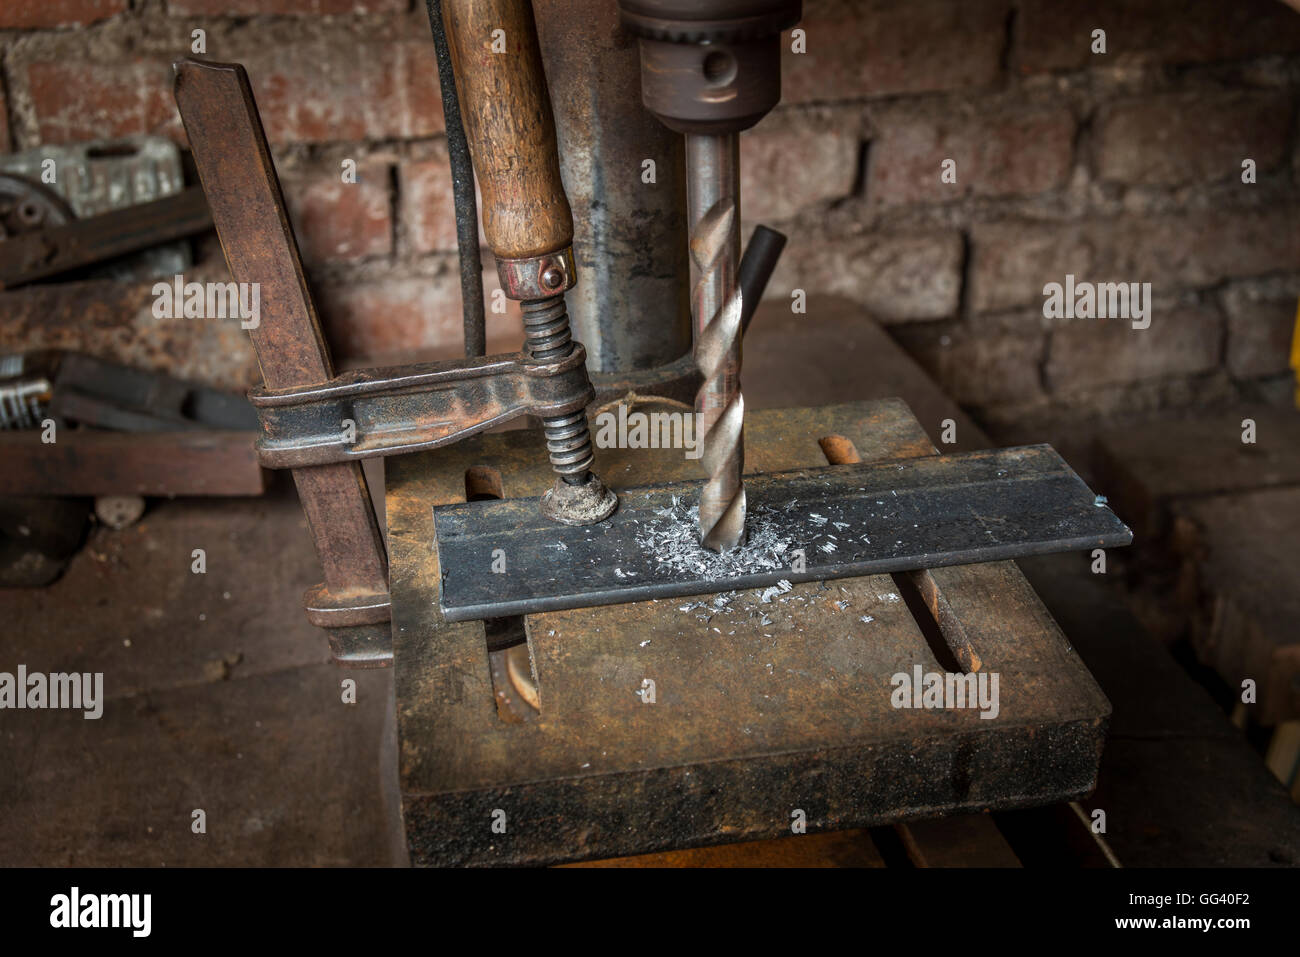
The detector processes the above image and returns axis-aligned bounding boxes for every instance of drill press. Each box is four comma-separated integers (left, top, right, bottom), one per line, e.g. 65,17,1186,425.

170,0,1130,864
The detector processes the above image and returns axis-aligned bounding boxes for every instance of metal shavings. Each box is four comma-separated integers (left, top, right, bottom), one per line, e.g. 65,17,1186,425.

860,615,874,623
759,578,794,603
819,541,837,553
633,498,806,580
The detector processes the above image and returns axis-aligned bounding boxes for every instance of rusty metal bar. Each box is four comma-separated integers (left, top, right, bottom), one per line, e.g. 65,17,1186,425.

0,429,265,496
0,186,212,289
172,58,390,637
249,346,594,469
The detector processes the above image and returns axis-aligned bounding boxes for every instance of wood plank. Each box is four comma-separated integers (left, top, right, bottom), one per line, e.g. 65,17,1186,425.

896,814,1022,868
1091,406,1300,537
0,429,265,496
1174,487,1300,724
564,829,887,868
1018,551,1300,866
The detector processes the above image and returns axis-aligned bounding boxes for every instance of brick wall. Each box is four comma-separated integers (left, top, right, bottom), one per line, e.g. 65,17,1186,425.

2,0,1299,431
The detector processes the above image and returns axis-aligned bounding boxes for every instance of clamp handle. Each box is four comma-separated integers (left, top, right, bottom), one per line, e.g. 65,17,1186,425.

442,0,574,262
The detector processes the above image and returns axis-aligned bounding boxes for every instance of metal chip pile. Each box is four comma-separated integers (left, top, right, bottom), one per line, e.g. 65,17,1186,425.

631,493,803,579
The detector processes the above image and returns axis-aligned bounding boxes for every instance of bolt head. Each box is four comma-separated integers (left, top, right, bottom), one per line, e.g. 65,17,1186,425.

542,266,564,289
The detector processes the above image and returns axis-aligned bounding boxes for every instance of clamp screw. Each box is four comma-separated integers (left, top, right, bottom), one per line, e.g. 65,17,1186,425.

542,266,565,289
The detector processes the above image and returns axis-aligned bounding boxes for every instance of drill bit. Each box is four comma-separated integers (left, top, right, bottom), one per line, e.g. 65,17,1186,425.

686,133,746,552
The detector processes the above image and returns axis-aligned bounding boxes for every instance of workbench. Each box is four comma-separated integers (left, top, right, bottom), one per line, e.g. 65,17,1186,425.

389,397,1111,866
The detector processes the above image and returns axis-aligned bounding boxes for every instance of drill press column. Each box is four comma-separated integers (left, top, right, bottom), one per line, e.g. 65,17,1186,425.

619,0,801,551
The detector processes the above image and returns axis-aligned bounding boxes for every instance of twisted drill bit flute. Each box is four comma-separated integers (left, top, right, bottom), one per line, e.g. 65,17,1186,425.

687,133,746,551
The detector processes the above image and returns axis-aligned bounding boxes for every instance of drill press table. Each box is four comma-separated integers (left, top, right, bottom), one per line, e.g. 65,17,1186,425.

389,399,1110,866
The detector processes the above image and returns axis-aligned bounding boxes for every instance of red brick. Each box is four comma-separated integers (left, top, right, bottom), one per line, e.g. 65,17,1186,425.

21,35,443,147
868,106,1074,207
168,0,405,14
1045,305,1222,393
400,145,486,255
281,158,393,264
0,0,126,28
783,0,1009,103
1016,0,1300,74
772,231,963,322
1097,93,1292,187
1222,286,1298,379
739,108,860,221
317,273,515,360
25,59,181,146
970,208,1300,313
243,38,443,144
0,87,11,153
901,322,1047,406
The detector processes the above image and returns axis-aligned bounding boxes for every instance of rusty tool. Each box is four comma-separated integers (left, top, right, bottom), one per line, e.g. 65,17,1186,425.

0,350,257,433
441,0,616,525
173,58,392,664
171,48,623,662
620,0,802,551
0,179,211,289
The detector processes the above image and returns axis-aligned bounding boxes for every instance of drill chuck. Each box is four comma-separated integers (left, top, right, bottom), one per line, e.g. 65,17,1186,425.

618,0,800,134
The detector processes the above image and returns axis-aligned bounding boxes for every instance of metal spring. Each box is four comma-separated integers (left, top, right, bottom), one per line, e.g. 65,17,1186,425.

541,409,594,481
520,296,573,361
518,295,594,482
0,379,49,430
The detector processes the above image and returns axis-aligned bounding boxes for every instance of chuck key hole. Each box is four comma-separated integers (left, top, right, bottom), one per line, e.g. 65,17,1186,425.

702,50,737,86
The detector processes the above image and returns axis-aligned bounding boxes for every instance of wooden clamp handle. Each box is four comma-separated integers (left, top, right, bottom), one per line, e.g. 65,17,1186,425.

443,0,574,261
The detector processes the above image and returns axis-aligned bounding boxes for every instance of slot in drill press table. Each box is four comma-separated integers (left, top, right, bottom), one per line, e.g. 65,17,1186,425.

389,398,1111,866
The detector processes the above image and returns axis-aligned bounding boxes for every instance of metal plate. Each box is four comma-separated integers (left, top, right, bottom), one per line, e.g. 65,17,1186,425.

433,444,1132,621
